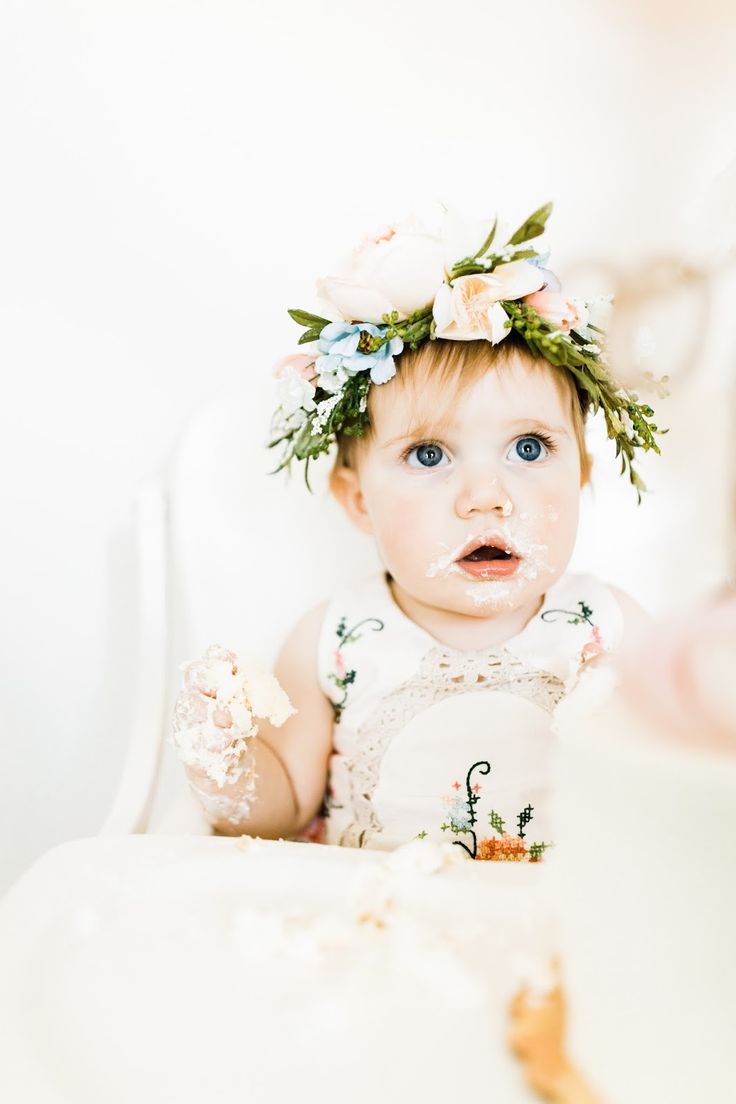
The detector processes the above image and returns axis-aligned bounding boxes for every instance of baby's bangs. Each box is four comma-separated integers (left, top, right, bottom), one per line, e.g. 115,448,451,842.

335,331,590,481
374,336,525,440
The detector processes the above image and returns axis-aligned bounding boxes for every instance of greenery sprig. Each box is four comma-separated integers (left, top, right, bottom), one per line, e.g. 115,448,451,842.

501,299,667,502
447,201,552,280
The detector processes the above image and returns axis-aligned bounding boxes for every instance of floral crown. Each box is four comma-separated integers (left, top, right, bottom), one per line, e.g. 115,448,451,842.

269,202,667,502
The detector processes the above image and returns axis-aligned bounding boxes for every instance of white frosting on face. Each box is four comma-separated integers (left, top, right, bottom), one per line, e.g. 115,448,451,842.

425,506,560,609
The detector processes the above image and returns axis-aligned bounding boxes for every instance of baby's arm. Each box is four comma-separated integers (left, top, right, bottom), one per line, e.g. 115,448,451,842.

184,603,334,838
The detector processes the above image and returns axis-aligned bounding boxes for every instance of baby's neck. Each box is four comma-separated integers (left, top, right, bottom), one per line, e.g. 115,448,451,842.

388,578,545,651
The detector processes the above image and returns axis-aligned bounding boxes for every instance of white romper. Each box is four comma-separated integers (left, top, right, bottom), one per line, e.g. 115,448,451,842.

310,570,624,862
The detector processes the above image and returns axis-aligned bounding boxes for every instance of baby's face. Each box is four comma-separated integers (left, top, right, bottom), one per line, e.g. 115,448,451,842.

343,353,583,618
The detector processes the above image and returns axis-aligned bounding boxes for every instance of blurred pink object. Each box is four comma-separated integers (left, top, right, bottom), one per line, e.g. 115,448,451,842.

615,592,736,754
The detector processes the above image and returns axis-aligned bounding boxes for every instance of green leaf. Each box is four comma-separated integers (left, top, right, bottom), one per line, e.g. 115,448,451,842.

507,201,553,245
472,217,498,259
297,329,322,346
449,262,489,280
287,308,331,330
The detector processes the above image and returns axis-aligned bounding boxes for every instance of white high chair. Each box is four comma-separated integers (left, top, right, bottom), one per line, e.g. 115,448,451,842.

100,381,380,837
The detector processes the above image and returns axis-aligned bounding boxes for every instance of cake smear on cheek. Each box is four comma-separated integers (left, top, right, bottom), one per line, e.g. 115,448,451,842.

425,507,560,610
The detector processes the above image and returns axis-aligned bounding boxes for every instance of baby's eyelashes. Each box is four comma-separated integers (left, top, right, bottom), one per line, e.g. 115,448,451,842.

404,442,449,469
401,432,557,470
508,434,556,463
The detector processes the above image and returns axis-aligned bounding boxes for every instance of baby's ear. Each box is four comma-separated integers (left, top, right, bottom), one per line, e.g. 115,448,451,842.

329,463,373,536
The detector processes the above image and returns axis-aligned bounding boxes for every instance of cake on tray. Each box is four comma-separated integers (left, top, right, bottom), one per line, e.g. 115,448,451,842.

0,832,559,1104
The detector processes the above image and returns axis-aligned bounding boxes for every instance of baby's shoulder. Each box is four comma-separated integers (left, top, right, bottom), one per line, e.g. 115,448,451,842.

275,599,330,677
596,577,653,640
279,574,389,664
559,570,653,650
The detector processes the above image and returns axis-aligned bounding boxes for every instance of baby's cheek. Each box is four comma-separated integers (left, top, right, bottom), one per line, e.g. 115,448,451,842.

523,486,579,572
369,488,436,571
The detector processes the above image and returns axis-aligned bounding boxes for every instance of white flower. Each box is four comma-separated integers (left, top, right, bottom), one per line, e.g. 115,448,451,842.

311,394,341,436
316,361,349,394
432,262,545,343
275,366,317,418
316,215,447,324
271,406,308,439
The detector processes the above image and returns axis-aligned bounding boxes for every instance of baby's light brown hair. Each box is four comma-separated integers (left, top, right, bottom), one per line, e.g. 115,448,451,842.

333,331,593,485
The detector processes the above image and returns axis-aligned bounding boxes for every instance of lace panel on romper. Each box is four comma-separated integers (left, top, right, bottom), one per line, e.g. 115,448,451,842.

336,644,566,848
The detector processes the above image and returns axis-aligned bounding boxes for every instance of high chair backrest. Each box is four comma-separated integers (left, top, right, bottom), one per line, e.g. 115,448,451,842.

147,382,381,832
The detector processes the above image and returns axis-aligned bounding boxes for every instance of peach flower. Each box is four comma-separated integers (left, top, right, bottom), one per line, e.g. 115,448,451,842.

432,261,545,343
522,289,583,334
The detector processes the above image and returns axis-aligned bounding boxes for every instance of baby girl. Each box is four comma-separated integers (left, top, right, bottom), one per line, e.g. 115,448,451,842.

174,202,664,861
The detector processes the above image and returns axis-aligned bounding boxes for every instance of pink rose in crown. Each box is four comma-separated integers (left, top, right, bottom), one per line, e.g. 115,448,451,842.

317,216,447,324
523,289,583,334
615,594,736,754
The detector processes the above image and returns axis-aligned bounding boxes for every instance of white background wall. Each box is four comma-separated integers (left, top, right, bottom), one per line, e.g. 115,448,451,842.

2,0,735,892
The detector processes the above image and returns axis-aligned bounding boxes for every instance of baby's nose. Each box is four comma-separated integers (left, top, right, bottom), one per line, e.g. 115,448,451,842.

455,473,513,519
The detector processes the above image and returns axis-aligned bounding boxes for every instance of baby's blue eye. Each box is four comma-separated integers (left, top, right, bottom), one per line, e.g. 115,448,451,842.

510,436,549,463
406,443,448,468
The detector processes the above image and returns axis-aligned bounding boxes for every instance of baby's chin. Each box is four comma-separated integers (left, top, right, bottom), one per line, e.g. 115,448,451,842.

406,571,550,619
455,579,541,615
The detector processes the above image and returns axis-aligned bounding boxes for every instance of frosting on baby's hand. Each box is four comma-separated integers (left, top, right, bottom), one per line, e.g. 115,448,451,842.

170,644,295,787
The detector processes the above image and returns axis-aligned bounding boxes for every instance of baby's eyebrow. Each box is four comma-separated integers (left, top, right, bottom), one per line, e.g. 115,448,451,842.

505,417,570,436
382,423,449,447
383,417,570,447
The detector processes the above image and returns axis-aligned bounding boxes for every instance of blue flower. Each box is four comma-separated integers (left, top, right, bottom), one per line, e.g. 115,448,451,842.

527,252,560,292
316,322,403,386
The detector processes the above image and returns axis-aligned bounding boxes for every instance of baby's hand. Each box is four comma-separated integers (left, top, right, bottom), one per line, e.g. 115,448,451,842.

170,644,295,788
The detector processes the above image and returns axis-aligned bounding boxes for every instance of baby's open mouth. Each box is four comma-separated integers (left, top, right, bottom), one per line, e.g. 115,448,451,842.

454,536,521,579
462,545,515,562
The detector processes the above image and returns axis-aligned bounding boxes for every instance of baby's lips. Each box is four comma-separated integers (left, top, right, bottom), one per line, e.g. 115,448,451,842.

455,532,521,561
